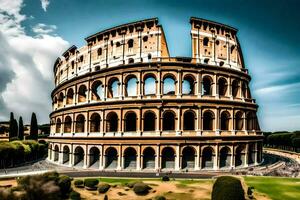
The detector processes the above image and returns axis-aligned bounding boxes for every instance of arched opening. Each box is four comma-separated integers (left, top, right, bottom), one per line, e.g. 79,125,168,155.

64,116,72,133
202,76,213,95
144,75,156,95
235,111,244,130
248,143,255,165
53,97,57,107
203,37,209,46
106,112,118,132
182,147,195,169
163,111,175,131
182,76,195,95
183,111,195,130
90,113,101,132
202,147,214,169
54,145,59,162
58,92,64,107
220,111,230,131
97,48,102,56
247,112,257,131
63,146,70,165
218,78,228,96
56,118,61,133
163,76,175,95
257,143,262,163
78,85,87,103
143,147,155,169
143,111,156,131
89,147,100,168
66,89,74,105
108,78,119,98
203,111,214,130
235,145,245,167
128,58,134,63
128,39,134,48
161,147,175,169
232,80,239,98
74,146,84,167
242,82,247,98
124,147,137,169
125,112,137,132
105,147,118,169
91,81,104,100
219,147,231,168
125,77,138,97
75,114,85,133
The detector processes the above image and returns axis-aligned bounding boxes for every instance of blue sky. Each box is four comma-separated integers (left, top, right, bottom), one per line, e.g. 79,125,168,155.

0,0,299,131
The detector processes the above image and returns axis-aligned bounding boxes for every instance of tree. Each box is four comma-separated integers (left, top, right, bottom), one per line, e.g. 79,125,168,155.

18,116,24,140
9,112,18,140
30,112,38,140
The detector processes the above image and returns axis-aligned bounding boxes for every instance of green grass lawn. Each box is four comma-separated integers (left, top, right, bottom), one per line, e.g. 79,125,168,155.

244,176,300,200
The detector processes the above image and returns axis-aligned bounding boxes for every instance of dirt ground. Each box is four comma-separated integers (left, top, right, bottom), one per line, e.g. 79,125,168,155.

0,178,17,188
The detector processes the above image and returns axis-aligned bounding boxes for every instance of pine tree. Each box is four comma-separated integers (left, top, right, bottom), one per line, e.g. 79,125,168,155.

9,112,18,140
18,116,24,140
30,112,38,140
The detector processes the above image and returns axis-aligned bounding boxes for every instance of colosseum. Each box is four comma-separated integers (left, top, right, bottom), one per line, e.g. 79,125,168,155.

47,17,263,171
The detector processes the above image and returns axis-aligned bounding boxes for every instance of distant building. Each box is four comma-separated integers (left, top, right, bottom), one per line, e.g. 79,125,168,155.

47,17,263,171
0,121,9,141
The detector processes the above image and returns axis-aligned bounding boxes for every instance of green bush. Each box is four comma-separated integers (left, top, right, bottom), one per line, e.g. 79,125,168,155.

155,195,166,200
162,176,170,181
69,190,81,200
133,182,151,195
98,183,110,193
58,175,72,197
212,176,245,200
74,179,84,188
84,178,99,189
126,181,137,188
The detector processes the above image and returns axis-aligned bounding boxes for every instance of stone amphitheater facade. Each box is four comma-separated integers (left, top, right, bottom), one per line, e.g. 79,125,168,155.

47,17,263,171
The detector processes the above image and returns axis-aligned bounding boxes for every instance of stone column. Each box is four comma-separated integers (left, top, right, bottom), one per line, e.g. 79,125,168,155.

176,107,181,135
83,145,88,169
117,145,122,170
214,144,219,170
176,70,182,98
215,108,220,134
157,70,161,98
254,143,258,165
99,145,104,170
195,145,200,170
231,145,235,168
137,146,141,170
175,145,180,170
244,143,249,167
197,71,202,98
155,145,160,170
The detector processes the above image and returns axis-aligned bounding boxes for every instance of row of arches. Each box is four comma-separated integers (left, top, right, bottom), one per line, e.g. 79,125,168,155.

53,110,259,134
53,74,251,107
49,143,262,170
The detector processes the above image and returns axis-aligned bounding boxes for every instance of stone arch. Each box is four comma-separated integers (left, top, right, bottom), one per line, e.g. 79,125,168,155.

124,111,137,132
232,80,239,97
91,80,104,100
106,112,118,132
219,146,231,168
90,113,101,132
182,146,196,169
66,88,74,105
203,110,214,130
143,147,155,169
108,77,120,98
75,114,85,133
54,145,59,162
218,77,228,96
161,147,175,169
247,111,258,131
220,111,231,131
58,92,64,107
183,110,196,131
78,85,87,103
124,147,137,169
235,111,244,130
56,118,61,133
74,146,84,167
203,37,209,46
64,116,72,133
163,110,176,131
128,39,134,48
201,146,214,169
143,111,156,131
202,76,213,95
182,75,195,95
105,147,118,169
235,145,246,167
163,74,176,95
62,145,70,165
144,74,156,95
125,75,138,97
248,143,255,165
241,82,247,98
89,147,100,168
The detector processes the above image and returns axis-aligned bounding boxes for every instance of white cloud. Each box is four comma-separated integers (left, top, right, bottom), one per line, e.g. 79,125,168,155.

40,0,50,12
0,0,69,124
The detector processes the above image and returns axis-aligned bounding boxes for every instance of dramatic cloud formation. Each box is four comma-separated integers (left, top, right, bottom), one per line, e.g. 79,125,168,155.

40,0,50,12
0,0,69,123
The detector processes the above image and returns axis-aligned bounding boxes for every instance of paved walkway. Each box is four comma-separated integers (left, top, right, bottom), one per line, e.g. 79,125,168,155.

264,148,300,164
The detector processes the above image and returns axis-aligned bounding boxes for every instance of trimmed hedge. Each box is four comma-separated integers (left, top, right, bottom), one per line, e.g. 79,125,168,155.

84,178,99,189
74,179,84,188
98,183,110,193
58,175,72,198
69,190,81,200
133,182,151,195
162,176,170,181
212,176,245,200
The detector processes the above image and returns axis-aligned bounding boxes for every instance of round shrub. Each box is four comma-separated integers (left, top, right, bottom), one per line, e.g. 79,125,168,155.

74,179,84,188
155,195,166,200
126,181,137,188
162,176,170,181
69,190,81,200
84,178,99,190
133,182,151,195
58,175,72,197
98,183,110,194
212,176,245,200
